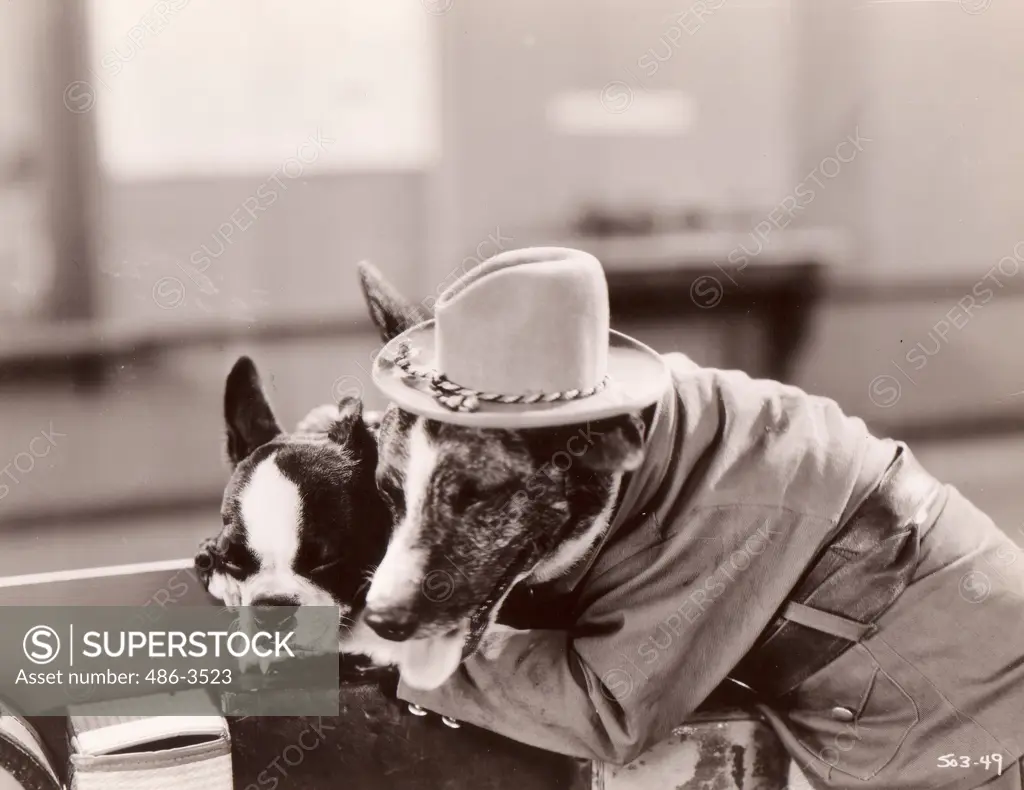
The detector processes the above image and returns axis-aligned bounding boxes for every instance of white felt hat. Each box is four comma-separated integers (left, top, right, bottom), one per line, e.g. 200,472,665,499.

371,247,670,428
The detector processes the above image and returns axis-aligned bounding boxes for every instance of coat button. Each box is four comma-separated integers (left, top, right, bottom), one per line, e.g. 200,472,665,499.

831,706,855,723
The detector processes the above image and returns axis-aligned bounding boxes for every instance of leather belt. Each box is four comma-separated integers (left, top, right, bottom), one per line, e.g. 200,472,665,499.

729,443,947,699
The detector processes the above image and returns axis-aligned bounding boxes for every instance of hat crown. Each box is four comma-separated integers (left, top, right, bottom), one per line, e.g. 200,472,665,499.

434,248,609,396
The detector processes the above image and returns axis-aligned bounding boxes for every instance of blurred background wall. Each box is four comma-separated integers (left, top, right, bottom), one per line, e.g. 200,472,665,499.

1,0,1022,575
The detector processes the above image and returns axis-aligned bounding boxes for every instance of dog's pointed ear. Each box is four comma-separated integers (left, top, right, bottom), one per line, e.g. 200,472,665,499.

575,414,646,473
224,356,282,465
327,396,365,446
357,261,426,343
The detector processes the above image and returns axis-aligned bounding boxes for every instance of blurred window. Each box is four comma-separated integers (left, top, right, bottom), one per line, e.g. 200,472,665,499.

86,0,440,180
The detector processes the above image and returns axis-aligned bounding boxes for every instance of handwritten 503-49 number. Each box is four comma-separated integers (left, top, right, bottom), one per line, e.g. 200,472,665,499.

937,754,1004,775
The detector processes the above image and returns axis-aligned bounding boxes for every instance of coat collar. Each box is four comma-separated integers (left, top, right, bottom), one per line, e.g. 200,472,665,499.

553,375,680,595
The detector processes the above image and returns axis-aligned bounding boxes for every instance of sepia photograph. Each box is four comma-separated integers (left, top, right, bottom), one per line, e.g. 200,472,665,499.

0,0,1022,787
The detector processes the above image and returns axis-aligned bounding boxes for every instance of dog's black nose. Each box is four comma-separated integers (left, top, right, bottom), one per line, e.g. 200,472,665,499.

194,540,218,580
364,608,419,642
251,595,300,633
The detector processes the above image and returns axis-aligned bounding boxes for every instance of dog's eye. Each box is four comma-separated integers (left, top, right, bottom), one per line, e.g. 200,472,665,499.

451,482,480,514
452,481,510,515
310,557,343,576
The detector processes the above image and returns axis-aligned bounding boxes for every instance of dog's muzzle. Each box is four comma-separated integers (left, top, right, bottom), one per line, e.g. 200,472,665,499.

462,542,541,659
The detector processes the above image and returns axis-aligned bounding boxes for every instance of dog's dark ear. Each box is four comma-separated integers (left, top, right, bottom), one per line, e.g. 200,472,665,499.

328,397,379,465
224,356,282,465
357,261,426,343
327,396,364,445
575,414,646,472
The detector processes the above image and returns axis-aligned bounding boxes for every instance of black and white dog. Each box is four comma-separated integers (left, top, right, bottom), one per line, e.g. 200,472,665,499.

195,356,398,667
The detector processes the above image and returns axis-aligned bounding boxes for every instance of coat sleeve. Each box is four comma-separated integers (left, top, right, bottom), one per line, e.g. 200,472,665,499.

398,504,807,764
400,629,648,764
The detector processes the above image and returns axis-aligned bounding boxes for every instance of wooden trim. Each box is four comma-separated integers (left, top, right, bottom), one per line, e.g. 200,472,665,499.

106,166,428,187
870,412,1024,445
0,490,220,530
824,275,1024,305
0,313,374,367
0,558,206,606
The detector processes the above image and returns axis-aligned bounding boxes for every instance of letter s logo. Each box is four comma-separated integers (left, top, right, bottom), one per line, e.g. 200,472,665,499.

23,626,61,665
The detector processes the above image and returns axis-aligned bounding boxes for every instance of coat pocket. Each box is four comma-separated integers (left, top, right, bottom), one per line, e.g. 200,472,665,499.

782,640,920,781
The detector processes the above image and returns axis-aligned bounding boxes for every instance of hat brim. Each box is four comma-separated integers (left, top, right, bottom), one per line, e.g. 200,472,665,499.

371,323,671,428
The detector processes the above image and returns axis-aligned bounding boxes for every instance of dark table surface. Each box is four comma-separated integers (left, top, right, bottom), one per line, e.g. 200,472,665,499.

24,670,774,790
27,681,590,790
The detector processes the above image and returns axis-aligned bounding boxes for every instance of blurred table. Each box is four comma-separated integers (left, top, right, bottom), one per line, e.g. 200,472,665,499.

557,229,842,382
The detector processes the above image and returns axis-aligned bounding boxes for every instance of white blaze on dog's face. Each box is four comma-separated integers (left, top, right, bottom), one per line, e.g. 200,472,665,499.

363,421,435,615
362,404,645,690
196,357,392,663
213,453,343,608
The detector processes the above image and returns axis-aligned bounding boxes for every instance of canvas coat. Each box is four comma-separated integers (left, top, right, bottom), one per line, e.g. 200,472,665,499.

400,353,1024,790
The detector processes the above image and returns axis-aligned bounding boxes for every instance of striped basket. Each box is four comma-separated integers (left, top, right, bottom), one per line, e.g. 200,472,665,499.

0,698,62,790
67,691,231,790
